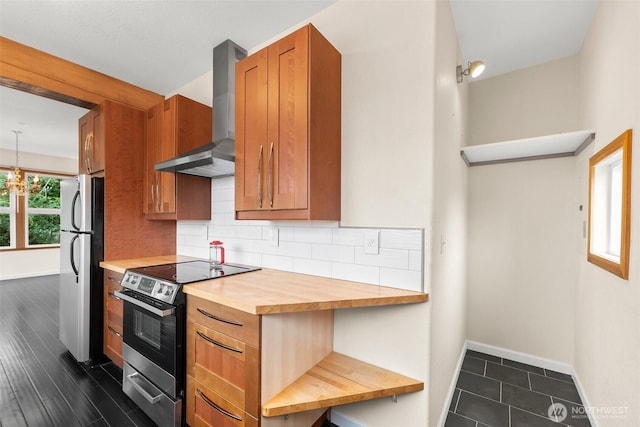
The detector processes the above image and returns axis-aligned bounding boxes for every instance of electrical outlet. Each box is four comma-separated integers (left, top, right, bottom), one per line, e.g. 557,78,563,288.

364,230,379,254
268,228,279,247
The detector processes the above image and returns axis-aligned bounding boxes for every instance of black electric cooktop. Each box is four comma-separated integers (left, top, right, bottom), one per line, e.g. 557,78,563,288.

130,260,260,285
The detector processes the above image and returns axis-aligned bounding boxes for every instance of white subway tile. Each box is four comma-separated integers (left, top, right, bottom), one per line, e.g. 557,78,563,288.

212,186,234,203
378,248,410,269
235,226,263,240
293,227,333,244
226,251,262,267
380,229,423,250
208,225,237,239
262,254,294,271
277,241,312,258
312,244,355,263
293,258,332,277
409,250,423,271
332,228,366,246
379,268,423,292
354,248,381,267
276,227,295,242
331,263,379,285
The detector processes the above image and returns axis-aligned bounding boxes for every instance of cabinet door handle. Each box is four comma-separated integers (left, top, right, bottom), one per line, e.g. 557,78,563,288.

196,389,242,422
107,291,122,301
108,326,122,338
150,172,155,210
154,172,160,212
196,308,243,326
196,331,243,354
85,132,93,173
268,141,274,207
257,144,264,208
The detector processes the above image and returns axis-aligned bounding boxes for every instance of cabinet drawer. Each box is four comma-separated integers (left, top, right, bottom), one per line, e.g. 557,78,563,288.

188,296,259,347
193,381,258,427
104,322,123,367
193,324,260,418
105,284,123,314
104,269,124,287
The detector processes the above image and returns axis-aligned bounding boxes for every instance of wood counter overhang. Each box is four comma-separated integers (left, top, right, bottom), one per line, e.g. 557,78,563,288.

100,257,428,314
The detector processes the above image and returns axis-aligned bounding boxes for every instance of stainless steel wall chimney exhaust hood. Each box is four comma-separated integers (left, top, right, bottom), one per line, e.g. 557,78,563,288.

155,40,247,178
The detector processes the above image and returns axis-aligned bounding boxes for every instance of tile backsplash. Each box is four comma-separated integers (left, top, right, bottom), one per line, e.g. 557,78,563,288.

177,177,424,292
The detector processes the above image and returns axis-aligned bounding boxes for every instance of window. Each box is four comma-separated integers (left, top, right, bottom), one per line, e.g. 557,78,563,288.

0,170,65,250
588,129,632,279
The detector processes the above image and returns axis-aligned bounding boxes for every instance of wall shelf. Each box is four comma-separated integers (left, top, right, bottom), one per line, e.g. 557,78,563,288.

461,129,596,166
261,351,423,417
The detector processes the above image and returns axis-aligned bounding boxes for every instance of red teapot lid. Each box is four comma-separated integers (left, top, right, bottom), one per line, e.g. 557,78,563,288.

210,240,223,245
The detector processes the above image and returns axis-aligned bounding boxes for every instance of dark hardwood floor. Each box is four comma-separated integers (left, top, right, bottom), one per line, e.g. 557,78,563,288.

0,274,155,427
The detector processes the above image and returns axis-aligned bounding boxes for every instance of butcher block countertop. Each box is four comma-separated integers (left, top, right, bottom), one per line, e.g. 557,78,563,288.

100,257,428,315
100,255,197,274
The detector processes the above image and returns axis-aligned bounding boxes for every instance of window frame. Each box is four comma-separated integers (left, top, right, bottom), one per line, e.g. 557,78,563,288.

0,168,70,251
587,129,632,279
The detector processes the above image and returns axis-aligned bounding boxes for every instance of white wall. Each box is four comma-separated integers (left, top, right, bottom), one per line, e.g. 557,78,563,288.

466,56,581,365
172,1,438,425
429,1,469,426
467,158,577,363
575,1,640,425
0,151,76,280
468,55,580,146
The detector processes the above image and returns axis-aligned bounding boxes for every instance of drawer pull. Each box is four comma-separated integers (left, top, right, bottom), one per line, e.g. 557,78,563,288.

107,275,121,284
108,326,122,338
196,388,242,422
107,291,122,301
196,308,243,327
196,331,242,354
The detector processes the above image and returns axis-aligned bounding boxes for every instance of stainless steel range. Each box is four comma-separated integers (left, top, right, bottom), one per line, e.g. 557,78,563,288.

116,260,260,427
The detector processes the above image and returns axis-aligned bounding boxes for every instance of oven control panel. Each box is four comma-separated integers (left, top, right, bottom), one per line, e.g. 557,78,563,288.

121,271,179,305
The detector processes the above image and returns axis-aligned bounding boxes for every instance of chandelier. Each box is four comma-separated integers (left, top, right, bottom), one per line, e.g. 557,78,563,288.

2,130,41,197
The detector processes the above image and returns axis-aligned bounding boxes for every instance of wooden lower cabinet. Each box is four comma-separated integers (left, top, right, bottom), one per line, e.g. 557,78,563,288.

186,295,332,427
187,296,260,426
103,269,124,368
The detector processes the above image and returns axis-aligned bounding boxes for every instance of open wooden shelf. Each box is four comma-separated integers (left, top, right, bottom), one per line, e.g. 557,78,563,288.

261,352,424,417
461,129,596,166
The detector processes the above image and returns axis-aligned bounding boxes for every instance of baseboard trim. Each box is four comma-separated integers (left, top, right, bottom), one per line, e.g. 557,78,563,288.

0,271,59,281
466,340,573,374
437,341,468,427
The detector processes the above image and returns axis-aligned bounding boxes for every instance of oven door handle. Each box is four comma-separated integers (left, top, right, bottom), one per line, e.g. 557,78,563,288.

127,371,163,404
114,290,175,317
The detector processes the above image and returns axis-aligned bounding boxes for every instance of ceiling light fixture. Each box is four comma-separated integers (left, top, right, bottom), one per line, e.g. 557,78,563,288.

2,130,41,200
456,60,486,83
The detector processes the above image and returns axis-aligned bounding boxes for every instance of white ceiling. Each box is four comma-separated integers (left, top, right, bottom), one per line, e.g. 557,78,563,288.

0,0,597,162
450,0,598,80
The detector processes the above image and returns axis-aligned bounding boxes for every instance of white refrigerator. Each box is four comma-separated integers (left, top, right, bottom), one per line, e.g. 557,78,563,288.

59,174,104,365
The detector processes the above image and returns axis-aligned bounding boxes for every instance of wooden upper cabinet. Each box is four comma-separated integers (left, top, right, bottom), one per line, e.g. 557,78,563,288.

144,94,212,220
78,106,105,175
235,24,341,220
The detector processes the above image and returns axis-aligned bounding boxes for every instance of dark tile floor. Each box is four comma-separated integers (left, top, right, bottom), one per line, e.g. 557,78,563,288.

0,275,155,426
445,350,591,427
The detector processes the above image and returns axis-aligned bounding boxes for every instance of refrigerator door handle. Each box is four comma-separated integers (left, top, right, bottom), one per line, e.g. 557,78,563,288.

70,234,79,283
71,190,81,231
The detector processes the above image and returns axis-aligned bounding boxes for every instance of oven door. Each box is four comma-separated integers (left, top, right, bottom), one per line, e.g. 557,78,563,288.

116,289,177,379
